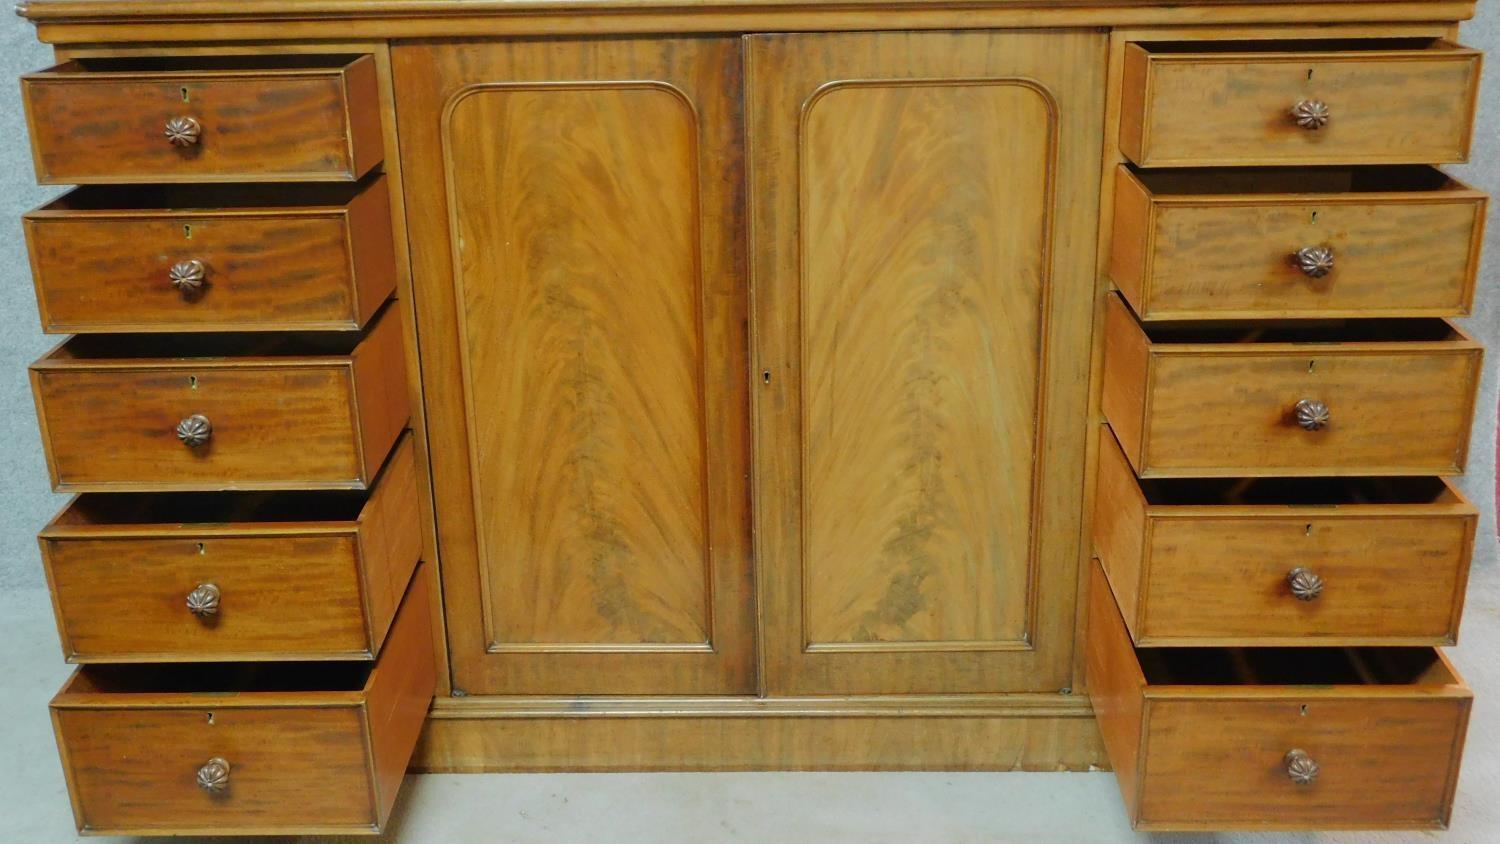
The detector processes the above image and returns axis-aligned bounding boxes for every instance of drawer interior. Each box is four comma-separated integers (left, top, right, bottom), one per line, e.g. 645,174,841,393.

44,54,363,75
1137,645,1458,688
38,314,384,361
54,488,368,526
63,659,372,695
33,179,376,213
1135,316,1463,345
1134,474,1459,507
1134,37,1455,55
1128,164,1465,196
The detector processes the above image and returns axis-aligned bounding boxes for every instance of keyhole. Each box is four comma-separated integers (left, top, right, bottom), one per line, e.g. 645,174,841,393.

1305,524,1313,537
181,86,190,103
206,712,215,725
1307,68,1314,81
1300,705,1309,716
762,370,772,385
1308,360,1317,374
1311,211,1319,224
197,543,206,555
188,375,198,390
183,224,193,240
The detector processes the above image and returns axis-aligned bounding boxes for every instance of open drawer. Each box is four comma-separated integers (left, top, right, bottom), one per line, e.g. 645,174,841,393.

51,565,435,836
1102,294,1483,478
1110,165,1487,320
41,434,421,663
1086,561,1471,831
1093,426,1477,647
31,304,409,492
24,178,397,334
22,54,383,184
1119,38,1482,167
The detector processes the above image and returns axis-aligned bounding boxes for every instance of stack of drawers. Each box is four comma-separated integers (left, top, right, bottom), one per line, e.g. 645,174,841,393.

20,54,434,835
1089,37,1487,830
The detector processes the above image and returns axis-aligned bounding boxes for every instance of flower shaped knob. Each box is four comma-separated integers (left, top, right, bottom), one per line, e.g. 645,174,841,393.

165,116,202,147
1291,100,1331,130
186,583,220,617
1285,749,1319,785
1287,568,1324,601
175,414,212,448
1294,399,1330,432
1293,246,1335,279
196,757,230,793
169,259,206,296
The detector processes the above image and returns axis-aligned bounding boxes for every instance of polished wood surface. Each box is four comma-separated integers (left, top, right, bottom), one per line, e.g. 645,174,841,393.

41,435,421,662
393,38,754,695
1102,294,1483,477
50,569,435,836
25,178,397,333
1086,561,1472,830
1119,39,1482,167
23,54,383,184
416,699,1103,772
31,306,409,491
749,29,1106,695
1110,165,1487,319
1093,428,1477,646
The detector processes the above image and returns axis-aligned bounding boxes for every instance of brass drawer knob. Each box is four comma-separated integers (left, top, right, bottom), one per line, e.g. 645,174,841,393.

196,757,230,793
1293,246,1335,279
186,583,221,617
1285,749,1320,785
1294,399,1330,431
169,259,207,296
1287,568,1324,601
175,414,212,447
165,116,202,147
1291,99,1331,130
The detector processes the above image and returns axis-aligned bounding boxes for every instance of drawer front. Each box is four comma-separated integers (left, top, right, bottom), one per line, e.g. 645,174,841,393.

35,363,362,490
1111,168,1487,319
25,179,396,333
31,309,407,491
1121,42,1481,167
1141,697,1470,829
45,533,370,660
52,569,435,835
1146,348,1480,475
1141,516,1472,644
23,56,382,184
53,705,377,833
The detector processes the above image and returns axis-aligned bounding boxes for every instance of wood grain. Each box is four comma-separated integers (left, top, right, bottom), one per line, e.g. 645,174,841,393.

749,29,1106,694
1110,166,1488,319
1101,294,1483,477
23,54,382,183
1085,560,1473,830
392,38,754,695
40,434,421,662
801,80,1048,649
24,178,397,333
50,568,435,836
1120,39,1482,167
31,306,409,491
1093,427,1478,646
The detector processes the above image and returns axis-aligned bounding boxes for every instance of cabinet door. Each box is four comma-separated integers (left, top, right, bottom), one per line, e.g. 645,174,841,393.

393,40,754,695
748,31,1106,694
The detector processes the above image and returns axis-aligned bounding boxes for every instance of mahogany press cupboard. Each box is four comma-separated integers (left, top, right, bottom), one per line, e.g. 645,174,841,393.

12,0,1490,835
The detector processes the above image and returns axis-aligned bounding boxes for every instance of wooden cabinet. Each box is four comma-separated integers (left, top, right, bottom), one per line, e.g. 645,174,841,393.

392,39,755,696
9,0,1492,835
747,30,1106,695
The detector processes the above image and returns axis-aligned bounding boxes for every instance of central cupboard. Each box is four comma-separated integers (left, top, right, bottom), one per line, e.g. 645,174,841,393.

393,30,1106,697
